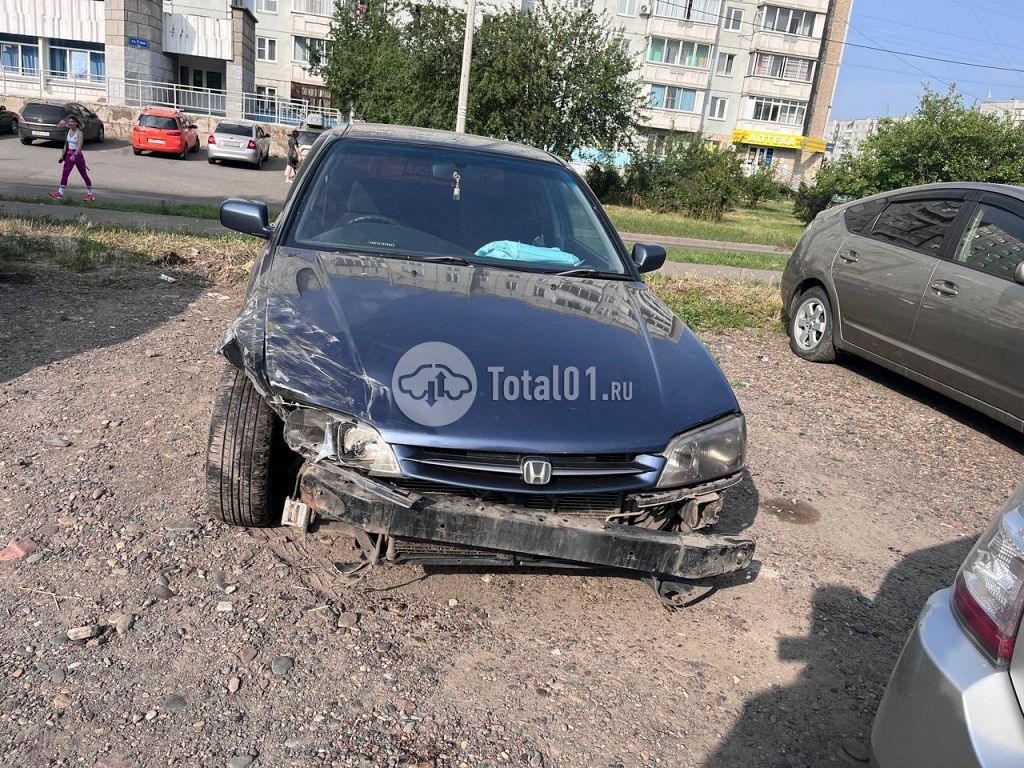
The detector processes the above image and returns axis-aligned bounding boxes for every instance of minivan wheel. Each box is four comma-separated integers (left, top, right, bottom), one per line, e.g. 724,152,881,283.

789,286,836,362
206,366,295,527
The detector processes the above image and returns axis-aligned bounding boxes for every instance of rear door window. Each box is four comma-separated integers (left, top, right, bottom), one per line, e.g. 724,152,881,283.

954,203,1024,281
869,198,964,255
843,198,886,234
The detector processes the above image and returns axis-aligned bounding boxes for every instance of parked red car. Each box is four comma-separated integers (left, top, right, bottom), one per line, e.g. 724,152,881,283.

131,107,200,159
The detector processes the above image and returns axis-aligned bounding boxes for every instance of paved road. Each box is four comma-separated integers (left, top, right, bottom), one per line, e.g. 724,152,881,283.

0,132,291,207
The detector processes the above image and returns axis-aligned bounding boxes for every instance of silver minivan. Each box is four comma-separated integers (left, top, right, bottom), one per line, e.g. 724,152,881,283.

782,182,1024,431
207,121,271,169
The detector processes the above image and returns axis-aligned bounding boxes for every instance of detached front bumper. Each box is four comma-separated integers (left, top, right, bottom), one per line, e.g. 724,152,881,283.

298,463,755,579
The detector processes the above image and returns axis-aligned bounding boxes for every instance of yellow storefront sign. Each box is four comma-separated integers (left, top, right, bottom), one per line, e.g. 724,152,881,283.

732,129,828,154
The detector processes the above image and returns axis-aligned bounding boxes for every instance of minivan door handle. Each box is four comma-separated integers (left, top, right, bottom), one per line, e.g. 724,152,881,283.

838,250,859,263
930,280,960,297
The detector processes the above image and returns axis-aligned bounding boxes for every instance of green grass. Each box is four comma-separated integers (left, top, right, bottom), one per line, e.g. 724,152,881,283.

0,194,225,220
0,216,257,283
664,247,789,271
607,199,803,250
648,273,784,333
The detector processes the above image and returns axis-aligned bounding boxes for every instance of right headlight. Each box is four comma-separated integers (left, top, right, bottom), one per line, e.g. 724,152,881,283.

283,407,401,477
656,414,746,488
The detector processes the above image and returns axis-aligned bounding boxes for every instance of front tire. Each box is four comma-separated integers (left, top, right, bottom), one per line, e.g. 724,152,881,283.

789,286,837,362
206,366,291,527
95,126,105,143
20,137,32,145
133,147,142,156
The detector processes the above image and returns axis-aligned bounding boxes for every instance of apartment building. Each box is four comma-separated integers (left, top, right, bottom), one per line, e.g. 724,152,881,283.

251,0,335,111
825,115,880,161
980,98,1024,127
596,0,853,185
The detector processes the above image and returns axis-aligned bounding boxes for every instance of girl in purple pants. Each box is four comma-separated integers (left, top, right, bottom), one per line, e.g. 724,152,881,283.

50,115,94,201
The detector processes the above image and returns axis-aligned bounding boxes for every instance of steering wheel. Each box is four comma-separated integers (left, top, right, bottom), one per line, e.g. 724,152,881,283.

344,214,399,227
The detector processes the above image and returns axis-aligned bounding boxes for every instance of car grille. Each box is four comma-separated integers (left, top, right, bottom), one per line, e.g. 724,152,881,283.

392,446,663,494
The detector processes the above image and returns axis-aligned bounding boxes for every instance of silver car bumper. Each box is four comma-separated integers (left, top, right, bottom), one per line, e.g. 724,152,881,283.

208,145,260,164
871,588,1024,768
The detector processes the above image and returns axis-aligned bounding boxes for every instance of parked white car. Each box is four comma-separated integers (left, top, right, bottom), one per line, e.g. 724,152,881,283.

207,121,271,169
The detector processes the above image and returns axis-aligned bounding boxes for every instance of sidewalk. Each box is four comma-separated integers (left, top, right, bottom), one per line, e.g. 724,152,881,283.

618,231,789,255
1,199,782,283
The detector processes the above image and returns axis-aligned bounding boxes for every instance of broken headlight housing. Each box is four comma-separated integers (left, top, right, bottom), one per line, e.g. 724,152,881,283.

656,414,746,488
283,408,401,476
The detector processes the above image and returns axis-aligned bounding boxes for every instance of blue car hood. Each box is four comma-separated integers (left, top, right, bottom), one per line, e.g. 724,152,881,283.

222,249,740,454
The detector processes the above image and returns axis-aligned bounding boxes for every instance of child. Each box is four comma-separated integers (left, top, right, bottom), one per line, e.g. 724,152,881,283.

50,115,94,201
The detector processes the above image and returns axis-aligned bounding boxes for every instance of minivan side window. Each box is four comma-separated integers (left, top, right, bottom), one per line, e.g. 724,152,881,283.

869,198,963,255
954,203,1024,281
843,198,886,234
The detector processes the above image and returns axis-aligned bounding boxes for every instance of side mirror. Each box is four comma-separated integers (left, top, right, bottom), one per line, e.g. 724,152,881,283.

221,198,272,239
1015,261,1024,286
632,242,667,274
188,124,198,130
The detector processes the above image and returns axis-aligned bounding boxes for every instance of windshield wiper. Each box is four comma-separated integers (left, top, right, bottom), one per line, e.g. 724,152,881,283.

413,255,472,266
552,268,633,280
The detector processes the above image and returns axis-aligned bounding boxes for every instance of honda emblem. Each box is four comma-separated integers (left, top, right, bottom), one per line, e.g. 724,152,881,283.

521,456,552,486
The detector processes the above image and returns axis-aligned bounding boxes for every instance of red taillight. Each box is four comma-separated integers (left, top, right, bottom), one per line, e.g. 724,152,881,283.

208,135,216,144
247,139,257,150
166,130,181,136
951,489,1024,667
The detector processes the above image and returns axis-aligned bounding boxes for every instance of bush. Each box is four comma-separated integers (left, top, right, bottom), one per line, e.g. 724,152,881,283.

792,181,836,223
741,164,784,208
620,135,744,220
584,160,624,203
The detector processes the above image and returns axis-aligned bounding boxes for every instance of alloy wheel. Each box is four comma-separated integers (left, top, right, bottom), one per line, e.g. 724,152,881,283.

794,298,827,351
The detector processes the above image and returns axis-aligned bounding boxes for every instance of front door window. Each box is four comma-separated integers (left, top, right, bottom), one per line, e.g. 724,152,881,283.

955,203,1024,281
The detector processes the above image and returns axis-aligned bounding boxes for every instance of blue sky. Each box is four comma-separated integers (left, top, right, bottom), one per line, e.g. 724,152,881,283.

831,0,1024,119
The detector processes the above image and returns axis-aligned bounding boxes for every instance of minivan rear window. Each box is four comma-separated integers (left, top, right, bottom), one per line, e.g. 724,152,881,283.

843,198,886,234
22,103,67,124
215,123,253,137
138,115,178,130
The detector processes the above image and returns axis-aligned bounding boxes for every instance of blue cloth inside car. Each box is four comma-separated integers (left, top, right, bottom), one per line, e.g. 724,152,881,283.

475,240,582,266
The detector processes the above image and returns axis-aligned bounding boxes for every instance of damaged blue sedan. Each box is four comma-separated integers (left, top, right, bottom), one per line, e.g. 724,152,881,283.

206,124,753,604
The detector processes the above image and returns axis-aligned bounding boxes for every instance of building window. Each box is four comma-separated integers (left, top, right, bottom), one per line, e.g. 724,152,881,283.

257,37,277,62
47,41,105,82
759,5,816,36
751,96,807,126
256,0,278,12
716,52,734,75
724,7,743,30
293,36,327,65
293,0,333,15
653,0,722,24
618,0,636,15
650,84,698,113
708,96,727,120
746,146,775,167
0,39,40,76
647,38,712,69
750,52,815,82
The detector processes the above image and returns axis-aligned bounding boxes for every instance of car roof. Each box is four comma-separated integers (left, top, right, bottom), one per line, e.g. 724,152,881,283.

139,107,183,117
856,181,1024,204
326,123,562,166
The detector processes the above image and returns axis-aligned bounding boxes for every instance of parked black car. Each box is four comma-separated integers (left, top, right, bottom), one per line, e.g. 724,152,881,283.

206,124,755,604
18,100,105,146
0,105,19,135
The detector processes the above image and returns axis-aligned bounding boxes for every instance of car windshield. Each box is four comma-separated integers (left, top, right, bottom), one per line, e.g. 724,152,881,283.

215,123,253,137
139,115,177,130
288,140,628,275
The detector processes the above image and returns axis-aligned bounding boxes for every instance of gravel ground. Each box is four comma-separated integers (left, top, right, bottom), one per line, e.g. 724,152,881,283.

1,264,1021,768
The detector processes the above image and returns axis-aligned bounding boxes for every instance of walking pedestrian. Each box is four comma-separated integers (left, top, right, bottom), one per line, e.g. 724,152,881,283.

50,115,94,201
285,129,300,184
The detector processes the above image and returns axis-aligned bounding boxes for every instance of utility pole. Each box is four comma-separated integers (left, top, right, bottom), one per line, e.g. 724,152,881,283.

455,0,476,133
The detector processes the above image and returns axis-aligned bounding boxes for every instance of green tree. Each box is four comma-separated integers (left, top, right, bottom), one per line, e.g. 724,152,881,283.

314,0,642,158
798,86,1024,221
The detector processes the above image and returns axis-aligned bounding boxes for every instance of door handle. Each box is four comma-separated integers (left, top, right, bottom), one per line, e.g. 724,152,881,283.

930,280,960,297
839,250,859,263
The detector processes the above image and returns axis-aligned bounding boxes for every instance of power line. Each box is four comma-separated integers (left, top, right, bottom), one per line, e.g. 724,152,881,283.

855,13,1024,55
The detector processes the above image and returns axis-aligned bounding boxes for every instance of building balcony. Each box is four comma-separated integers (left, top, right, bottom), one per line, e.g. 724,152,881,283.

765,0,829,11
750,30,822,59
640,108,701,133
290,62,324,84
640,62,711,90
743,76,813,101
645,17,718,44
734,118,804,137
292,0,333,17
